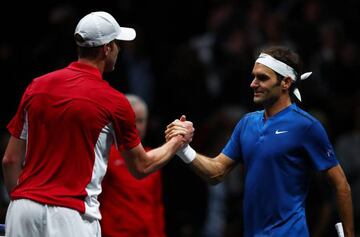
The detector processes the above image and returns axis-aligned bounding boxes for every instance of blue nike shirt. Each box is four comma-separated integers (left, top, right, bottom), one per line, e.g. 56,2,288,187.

222,103,338,237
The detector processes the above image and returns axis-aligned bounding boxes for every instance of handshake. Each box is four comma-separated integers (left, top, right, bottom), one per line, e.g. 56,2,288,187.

165,115,197,164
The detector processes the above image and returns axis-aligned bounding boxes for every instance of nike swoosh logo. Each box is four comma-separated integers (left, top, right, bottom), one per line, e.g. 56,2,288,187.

275,130,288,134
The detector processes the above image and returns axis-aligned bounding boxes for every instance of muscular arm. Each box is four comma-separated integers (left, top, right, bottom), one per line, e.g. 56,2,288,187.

121,136,185,179
325,165,355,237
2,136,26,194
188,153,237,185
121,116,193,179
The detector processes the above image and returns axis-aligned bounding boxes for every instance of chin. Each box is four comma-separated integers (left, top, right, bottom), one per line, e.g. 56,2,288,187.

253,98,263,105
104,67,115,73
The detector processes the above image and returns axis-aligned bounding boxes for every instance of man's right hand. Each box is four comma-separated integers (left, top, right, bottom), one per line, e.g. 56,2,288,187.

165,115,194,146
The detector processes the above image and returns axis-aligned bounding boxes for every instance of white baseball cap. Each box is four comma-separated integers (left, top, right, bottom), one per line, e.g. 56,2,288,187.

74,11,136,47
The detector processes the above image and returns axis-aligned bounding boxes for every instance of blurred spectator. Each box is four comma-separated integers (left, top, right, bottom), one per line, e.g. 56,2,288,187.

200,105,247,237
28,4,79,75
310,20,344,96
244,0,268,49
160,43,211,125
99,94,166,237
261,13,296,51
162,155,208,237
214,19,254,108
115,27,156,109
289,0,324,65
189,2,235,102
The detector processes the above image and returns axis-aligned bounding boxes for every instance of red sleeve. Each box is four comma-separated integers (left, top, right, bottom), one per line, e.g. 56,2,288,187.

7,84,32,139
112,95,141,151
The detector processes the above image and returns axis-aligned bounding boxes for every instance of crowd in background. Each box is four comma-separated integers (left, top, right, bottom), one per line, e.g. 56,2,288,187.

0,0,359,236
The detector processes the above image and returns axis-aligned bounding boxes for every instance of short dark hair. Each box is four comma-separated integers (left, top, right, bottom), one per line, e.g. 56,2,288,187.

75,33,102,59
261,46,303,100
76,46,103,59
261,46,302,77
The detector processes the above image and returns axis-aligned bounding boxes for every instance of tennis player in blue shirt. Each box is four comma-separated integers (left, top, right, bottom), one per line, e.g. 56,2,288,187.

166,46,355,237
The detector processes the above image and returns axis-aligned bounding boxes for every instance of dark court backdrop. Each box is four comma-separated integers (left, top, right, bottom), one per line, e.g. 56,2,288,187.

1,0,359,236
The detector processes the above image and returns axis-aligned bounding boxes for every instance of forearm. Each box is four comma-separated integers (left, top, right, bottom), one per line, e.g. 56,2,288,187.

2,136,26,194
335,183,354,237
174,144,235,184
2,157,22,194
165,117,233,183
143,139,182,174
189,154,228,184
123,137,185,179
327,165,355,237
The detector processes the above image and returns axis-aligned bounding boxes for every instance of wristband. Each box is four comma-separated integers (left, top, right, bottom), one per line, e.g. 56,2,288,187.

335,223,344,237
176,145,196,164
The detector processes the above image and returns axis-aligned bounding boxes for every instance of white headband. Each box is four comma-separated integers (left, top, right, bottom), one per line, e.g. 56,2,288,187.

255,53,312,101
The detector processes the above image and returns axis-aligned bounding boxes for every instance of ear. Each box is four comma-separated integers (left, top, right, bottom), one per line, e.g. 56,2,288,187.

103,43,112,56
281,77,293,90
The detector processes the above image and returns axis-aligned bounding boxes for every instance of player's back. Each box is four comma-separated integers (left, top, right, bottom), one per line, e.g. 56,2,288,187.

8,62,128,216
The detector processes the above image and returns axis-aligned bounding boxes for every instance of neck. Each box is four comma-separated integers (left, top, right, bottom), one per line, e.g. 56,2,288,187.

78,58,105,75
264,95,292,119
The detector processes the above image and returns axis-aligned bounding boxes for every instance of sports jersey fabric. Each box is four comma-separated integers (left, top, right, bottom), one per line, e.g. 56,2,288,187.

99,146,166,237
222,103,338,237
7,62,141,220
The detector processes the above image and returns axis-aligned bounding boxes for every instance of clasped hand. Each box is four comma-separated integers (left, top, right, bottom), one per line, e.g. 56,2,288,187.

165,115,194,146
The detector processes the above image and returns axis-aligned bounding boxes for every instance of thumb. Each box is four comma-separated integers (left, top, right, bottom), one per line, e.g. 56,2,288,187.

179,115,186,122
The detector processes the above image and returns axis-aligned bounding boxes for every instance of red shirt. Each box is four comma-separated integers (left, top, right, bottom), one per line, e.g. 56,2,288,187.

99,145,166,237
7,62,140,219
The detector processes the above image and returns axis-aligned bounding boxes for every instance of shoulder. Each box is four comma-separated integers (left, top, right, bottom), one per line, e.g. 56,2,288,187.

243,110,263,120
289,105,319,125
232,110,262,132
289,105,329,137
238,110,263,125
23,69,64,94
98,89,132,115
35,66,71,80
111,91,131,107
109,92,135,119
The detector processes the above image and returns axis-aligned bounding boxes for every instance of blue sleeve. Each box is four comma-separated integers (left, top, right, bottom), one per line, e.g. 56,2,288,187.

302,121,339,171
222,119,243,163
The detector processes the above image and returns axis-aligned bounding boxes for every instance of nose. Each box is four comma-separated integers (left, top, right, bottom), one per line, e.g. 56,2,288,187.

250,78,258,88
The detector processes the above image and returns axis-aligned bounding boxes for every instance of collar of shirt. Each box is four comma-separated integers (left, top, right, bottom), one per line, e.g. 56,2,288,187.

67,62,103,81
262,103,297,123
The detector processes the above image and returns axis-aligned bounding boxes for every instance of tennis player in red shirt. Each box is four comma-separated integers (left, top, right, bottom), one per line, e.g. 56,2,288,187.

2,11,193,237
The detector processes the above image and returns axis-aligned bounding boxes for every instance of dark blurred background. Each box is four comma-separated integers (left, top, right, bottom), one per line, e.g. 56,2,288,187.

0,0,359,236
